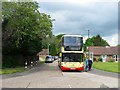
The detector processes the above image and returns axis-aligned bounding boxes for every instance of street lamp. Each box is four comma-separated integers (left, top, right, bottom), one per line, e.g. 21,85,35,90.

46,35,50,55
48,44,50,55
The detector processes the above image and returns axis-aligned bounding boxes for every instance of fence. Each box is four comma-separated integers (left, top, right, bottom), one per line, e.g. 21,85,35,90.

24,55,39,68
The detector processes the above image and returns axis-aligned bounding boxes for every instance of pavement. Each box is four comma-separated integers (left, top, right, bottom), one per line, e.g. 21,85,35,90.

87,68,119,78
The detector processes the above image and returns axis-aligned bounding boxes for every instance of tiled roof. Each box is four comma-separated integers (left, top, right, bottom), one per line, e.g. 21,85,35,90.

88,46,119,55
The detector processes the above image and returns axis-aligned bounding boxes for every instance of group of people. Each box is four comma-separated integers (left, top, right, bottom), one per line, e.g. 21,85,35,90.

85,57,93,72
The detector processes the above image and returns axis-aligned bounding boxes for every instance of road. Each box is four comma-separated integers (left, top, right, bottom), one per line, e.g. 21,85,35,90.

1,60,119,88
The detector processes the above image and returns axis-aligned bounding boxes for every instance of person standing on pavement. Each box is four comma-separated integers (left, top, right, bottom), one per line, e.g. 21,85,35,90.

88,58,93,71
85,58,89,71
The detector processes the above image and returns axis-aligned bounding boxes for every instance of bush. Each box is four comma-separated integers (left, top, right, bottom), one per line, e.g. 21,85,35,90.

108,59,114,62
2,56,16,68
98,57,102,62
2,55,24,68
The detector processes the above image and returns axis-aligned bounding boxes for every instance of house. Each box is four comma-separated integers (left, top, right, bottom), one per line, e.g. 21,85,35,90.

37,49,49,61
87,46,119,62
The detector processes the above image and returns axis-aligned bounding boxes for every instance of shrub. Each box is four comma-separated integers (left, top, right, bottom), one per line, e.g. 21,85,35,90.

108,59,114,62
98,57,102,62
2,56,16,68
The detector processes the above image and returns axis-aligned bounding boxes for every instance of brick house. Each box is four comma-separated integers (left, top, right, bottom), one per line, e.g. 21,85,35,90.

37,49,49,61
87,46,119,62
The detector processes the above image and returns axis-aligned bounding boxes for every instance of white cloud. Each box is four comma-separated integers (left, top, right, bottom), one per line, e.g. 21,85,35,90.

36,0,119,3
38,1,118,46
83,36,88,43
103,34,118,46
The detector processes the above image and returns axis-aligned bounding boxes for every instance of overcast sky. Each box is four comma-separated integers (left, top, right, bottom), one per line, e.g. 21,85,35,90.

37,0,118,46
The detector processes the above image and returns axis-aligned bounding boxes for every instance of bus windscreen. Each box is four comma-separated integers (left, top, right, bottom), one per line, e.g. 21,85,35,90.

63,36,83,46
62,53,83,62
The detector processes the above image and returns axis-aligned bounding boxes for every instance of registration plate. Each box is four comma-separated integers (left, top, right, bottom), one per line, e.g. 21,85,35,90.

70,68,75,70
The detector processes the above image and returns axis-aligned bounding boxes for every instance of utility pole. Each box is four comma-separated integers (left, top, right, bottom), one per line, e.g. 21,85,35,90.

48,44,50,55
87,29,90,59
88,30,90,38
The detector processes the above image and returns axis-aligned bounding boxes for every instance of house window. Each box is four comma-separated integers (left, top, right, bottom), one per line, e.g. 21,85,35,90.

102,55,107,58
116,55,119,61
101,55,107,62
113,55,116,59
113,55,118,61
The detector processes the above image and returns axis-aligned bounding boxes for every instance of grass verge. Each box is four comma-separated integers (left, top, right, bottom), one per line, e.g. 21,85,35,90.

93,62,119,73
0,67,27,75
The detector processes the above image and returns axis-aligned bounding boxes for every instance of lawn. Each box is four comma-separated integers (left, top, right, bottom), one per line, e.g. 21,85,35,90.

93,62,119,73
0,67,27,75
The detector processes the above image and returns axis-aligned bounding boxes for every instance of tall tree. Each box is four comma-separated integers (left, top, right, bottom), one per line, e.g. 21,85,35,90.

2,2,53,67
2,2,53,54
84,34,109,51
46,34,65,56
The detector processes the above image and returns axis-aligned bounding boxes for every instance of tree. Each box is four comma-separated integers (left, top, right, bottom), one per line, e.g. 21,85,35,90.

117,44,120,46
46,34,65,56
84,34,109,51
55,34,65,54
49,43,57,56
2,2,53,67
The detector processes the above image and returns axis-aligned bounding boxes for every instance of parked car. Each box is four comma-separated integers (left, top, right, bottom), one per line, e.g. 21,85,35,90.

54,56,59,60
45,55,53,63
51,56,55,61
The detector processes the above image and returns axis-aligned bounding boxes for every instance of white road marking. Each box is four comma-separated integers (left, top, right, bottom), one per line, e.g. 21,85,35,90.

68,84,72,88
26,82,30,88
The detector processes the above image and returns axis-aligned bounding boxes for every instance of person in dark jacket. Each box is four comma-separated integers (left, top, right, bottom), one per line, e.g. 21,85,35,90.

88,58,93,71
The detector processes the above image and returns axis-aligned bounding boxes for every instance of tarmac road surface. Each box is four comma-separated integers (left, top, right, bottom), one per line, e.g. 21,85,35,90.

1,60,119,88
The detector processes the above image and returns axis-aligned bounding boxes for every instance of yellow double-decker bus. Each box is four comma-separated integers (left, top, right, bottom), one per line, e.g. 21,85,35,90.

58,35,85,71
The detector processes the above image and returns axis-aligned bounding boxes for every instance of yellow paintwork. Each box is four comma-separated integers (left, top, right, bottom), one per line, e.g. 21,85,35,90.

61,62,84,68
61,47,64,52
62,51,83,53
59,53,62,57
61,46,84,53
